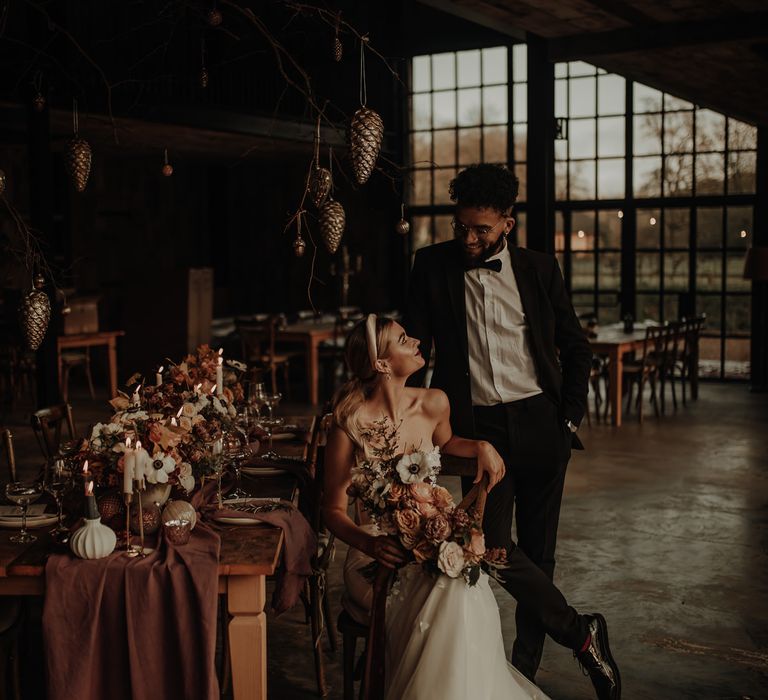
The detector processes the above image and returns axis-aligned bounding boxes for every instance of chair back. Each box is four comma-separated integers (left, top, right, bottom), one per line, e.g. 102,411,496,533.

31,404,76,463
1,429,17,482
63,297,99,335
236,319,271,366
639,325,665,369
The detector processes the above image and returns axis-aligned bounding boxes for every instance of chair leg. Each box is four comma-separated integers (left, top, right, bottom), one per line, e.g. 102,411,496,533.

649,375,660,419
670,373,678,411
310,578,328,696
61,364,70,403
343,631,356,700
637,376,645,423
659,375,666,415
85,350,96,400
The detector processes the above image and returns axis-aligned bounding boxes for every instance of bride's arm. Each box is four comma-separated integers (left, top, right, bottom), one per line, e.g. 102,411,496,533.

323,425,408,569
426,390,506,491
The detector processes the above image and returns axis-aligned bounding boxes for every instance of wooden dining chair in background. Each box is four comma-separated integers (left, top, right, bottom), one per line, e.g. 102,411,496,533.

237,317,299,398
30,404,77,464
622,325,665,423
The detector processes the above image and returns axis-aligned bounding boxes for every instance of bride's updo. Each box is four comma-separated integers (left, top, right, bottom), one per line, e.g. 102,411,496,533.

332,315,395,441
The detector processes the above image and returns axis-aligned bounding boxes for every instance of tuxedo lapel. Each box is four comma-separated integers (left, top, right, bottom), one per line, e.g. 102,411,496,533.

443,242,470,365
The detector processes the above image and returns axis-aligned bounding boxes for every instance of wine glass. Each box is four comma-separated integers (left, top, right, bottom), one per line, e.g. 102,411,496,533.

263,392,282,424
6,480,43,544
248,382,268,419
223,431,250,500
46,460,70,540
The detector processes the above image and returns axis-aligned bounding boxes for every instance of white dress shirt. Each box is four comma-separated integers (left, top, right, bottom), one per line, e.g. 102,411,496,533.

464,242,542,406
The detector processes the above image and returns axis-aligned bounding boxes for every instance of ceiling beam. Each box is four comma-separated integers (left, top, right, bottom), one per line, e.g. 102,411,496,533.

415,0,526,42
549,12,768,61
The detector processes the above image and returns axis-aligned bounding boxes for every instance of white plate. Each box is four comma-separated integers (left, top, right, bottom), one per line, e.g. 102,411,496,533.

0,514,59,529
241,466,288,477
212,497,282,526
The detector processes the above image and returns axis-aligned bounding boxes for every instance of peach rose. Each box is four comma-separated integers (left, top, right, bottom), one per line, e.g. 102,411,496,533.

148,422,164,445
417,501,438,519
399,530,419,551
424,514,452,544
466,529,486,557
412,539,437,563
393,508,422,549
432,485,454,510
386,483,408,506
409,482,434,504
179,416,192,432
181,403,197,418
222,387,234,403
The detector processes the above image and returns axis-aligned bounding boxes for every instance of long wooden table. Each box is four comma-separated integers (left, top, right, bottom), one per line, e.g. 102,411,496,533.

277,322,335,406
0,416,315,700
57,330,125,399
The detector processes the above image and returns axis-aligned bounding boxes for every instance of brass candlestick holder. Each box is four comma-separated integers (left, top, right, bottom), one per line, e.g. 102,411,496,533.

134,478,147,557
122,492,139,557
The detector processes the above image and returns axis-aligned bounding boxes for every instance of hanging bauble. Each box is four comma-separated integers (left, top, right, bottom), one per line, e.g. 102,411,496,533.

395,218,410,236
33,92,46,112
349,107,383,185
206,8,223,26
19,274,51,351
200,67,209,88
319,199,345,254
334,36,343,62
293,236,307,257
65,137,92,192
0,170,6,195
309,167,332,207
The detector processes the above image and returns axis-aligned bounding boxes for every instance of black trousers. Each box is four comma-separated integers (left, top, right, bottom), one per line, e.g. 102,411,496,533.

463,394,588,677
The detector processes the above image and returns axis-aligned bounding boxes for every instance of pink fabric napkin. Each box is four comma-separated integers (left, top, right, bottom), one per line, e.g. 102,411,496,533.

43,523,221,700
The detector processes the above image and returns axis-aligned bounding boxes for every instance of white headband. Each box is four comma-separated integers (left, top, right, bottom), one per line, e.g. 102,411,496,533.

365,313,378,370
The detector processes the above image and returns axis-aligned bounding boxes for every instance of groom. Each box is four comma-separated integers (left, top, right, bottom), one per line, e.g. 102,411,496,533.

404,164,620,699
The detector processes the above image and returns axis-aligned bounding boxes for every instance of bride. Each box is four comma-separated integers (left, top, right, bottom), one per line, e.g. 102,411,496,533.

323,315,620,700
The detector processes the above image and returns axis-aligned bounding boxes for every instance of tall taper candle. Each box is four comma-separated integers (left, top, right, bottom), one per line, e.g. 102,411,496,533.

123,438,135,494
84,480,99,520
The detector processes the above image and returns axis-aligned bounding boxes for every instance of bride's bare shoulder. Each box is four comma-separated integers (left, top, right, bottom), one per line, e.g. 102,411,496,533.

409,387,449,418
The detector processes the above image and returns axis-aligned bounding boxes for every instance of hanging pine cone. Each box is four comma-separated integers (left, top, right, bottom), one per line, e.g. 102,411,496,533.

334,36,343,62
65,137,92,192
33,92,46,112
19,274,51,351
0,170,6,195
309,167,332,207
319,199,345,254
292,236,307,257
395,218,410,236
349,107,384,185
206,8,223,26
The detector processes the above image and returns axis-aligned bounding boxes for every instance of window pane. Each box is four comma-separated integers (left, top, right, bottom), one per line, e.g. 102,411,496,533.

696,253,723,291
457,88,482,126
726,254,749,292
457,50,481,87
413,215,431,250
728,151,756,194
513,124,527,163
572,293,595,318
555,63,567,79
598,293,621,323
515,163,526,202
569,160,596,200
555,139,567,161
483,85,508,124
725,297,751,335
598,210,622,249
555,80,567,118
727,206,753,250
634,114,662,155
569,77,596,117
572,211,595,250
411,131,432,166
555,161,568,200
725,336,750,379
569,119,595,159
664,252,689,291
555,211,565,251
664,111,694,153
482,47,507,84
434,215,453,244
433,168,454,205
458,127,481,165
636,253,660,290
637,209,661,248
664,154,693,197
513,83,527,123
695,109,725,151
664,93,693,111
634,83,662,113
697,296,722,333
598,252,621,289
412,56,431,93
412,169,430,205
572,252,595,290
664,208,689,249
512,44,527,82
696,153,724,195
514,211,526,248
433,130,456,167
597,74,625,115
636,294,660,322
569,61,596,77
697,207,722,248
597,116,624,157
728,118,757,150
598,159,625,199
433,91,456,128
412,93,432,130
698,330,722,378
483,126,507,164
432,53,455,90
634,156,662,197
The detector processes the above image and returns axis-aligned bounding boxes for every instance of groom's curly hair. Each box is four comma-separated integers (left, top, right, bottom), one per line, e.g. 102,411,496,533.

449,164,519,214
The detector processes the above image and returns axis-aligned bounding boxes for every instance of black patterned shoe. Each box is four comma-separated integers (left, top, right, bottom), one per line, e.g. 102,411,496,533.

574,613,621,700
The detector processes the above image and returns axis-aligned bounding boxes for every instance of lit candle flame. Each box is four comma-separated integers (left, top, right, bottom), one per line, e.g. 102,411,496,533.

176,406,183,418
158,366,164,373
195,383,202,392
218,348,223,365
86,481,94,496
136,441,142,450
126,436,132,448
82,460,89,474
209,385,216,394
171,417,177,427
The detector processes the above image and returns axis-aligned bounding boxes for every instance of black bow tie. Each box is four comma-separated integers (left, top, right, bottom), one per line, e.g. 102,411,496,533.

467,259,502,273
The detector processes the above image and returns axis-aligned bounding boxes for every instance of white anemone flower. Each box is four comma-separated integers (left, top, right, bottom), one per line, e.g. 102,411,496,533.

396,452,429,484
146,452,176,484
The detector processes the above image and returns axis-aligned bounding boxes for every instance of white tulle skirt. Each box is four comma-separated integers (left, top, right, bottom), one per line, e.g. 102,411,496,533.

344,540,549,700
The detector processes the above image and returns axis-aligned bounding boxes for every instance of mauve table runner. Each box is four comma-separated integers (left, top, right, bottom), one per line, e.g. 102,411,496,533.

43,525,221,700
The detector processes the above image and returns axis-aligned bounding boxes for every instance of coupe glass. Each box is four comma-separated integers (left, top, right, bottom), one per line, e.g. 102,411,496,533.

263,392,282,424
45,460,70,538
5,480,43,544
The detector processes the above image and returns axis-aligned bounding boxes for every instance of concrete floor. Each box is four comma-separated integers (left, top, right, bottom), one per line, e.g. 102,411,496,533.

4,382,768,699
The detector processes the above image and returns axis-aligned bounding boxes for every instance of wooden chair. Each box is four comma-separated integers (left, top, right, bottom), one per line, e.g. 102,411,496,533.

623,325,665,423
30,404,77,464
59,296,99,402
671,315,705,406
658,322,683,414
237,317,299,399
339,455,486,700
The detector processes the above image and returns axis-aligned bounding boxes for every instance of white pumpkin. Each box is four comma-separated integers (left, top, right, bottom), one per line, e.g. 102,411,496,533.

162,500,197,530
70,518,117,560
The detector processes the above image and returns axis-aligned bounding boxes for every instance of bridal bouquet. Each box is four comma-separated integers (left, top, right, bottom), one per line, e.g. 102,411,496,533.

348,420,507,585
80,345,245,492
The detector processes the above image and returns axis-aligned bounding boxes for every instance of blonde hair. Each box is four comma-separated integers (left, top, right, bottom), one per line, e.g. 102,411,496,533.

332,316,395,444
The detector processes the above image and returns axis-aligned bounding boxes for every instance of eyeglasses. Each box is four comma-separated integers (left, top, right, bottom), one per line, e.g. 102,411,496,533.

451,218,507,238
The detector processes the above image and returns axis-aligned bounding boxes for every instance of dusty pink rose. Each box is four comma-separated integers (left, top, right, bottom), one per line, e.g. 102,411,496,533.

417,501,438,519
432,486,454,510
409,482,434,504
179,416,193,432
424,514,452,544
386,483,408,506
394,508,422,547
148,422,164,445
412,539,437,563
466,528,486,557
399,530,419,550
222,387,234,403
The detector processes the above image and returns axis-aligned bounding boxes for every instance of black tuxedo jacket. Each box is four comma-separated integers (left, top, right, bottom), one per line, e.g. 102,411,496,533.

404,239,591,448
